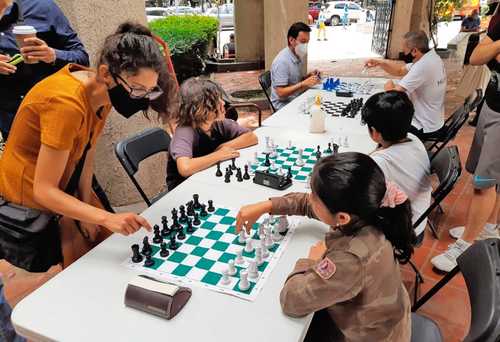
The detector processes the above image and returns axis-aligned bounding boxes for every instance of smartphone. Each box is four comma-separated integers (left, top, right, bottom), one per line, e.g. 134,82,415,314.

7,54,23,66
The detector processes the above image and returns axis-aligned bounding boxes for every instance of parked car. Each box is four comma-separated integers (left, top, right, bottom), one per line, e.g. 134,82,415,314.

309,2,322,21
166,6,196,15
146,7,169,22
322,1,368,26
206,4,234,28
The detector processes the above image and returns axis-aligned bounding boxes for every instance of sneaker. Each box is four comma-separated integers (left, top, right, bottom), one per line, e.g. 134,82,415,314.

431,239,471,272
449,224,499,240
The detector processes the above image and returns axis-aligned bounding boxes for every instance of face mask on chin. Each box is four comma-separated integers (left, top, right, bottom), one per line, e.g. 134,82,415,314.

295,43,308,60
108,83,150,119
403,51,415,64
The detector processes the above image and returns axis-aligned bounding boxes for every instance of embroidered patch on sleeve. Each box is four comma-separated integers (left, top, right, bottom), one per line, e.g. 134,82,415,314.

314,257,336,280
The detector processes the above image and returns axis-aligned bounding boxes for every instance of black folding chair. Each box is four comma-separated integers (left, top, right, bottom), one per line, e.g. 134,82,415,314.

115,128,171,207
427,106,469,162
411,239,500,342
218,85,263,127
258,70,276,114
465,88,483,114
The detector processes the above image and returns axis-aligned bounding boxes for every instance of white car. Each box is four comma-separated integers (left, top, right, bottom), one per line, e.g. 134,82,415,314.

166,6,196,15
321,1,368,26
205,4,234,28
145,7,169,22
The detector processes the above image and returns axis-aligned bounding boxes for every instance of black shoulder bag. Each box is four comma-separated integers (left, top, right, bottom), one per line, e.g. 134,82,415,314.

0,136,93,272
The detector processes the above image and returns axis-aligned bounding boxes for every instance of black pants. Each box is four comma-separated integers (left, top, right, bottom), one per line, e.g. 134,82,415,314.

304,309,344,342
409,125,446,142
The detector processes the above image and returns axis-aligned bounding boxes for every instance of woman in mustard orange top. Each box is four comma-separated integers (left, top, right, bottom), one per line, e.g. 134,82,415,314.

0,21,177,276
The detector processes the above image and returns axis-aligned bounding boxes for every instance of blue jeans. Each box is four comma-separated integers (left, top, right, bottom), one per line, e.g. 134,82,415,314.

0,281,26,342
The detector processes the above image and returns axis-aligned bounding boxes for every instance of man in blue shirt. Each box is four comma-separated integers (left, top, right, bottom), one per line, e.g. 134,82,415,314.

0,0,89,139
461,9,481,32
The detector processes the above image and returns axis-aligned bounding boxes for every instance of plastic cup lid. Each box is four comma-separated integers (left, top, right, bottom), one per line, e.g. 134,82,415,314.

12,26,37,35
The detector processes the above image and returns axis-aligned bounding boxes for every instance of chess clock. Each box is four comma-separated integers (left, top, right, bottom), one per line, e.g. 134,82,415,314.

253,171,293,190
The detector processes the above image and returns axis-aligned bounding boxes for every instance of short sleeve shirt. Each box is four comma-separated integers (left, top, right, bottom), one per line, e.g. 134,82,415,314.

0,64,110,210
270,47,305,110
399,49,447,133
166,119,250,190
462,16,481,30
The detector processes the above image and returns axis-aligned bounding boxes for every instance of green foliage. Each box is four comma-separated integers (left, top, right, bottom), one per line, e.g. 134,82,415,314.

434,0,465,21
149,15,219,82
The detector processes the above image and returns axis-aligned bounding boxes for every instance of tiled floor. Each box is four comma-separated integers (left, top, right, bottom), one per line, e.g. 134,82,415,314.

2,58,479,341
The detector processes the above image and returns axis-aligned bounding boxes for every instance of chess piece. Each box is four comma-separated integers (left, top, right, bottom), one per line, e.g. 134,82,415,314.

160,242,170,257
161,216,170,237
220,269,231,285
193,212,201,226
171,208,178,221
215,162,223,177
238,229,247,244
276,216,289,234
264,136,271,151
260,239,270,258
227,260,237,276
200,204,208,217
193,194,201,210
288,140,293,149
187,202,195,216
255,247,264,266
296,148,305,166
244,238,254,253
179,205,188,223
248,260,258,279
344,136,349,148
186,218,195,233
243,165,250,180
332,143,339,155
144,254,155,267
224,169,231,183
305,174,311,190
270,144,278,158
177,228,186,240
264,153,271,167
326,143,333,154
272,228,283,242
169,234,179,250
153,225,163,244
235,249,245,265
236,168,243,182
131,244,143,263
287,167,293,181
264,233,274,249
231,158,237,170
171,214,181,231
270,160,276,171
141,236,152,256
315,145,322,159
207,200,215,212
239,270,250,291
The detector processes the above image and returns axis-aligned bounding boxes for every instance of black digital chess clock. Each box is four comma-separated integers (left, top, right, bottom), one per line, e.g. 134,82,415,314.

253,171,293,190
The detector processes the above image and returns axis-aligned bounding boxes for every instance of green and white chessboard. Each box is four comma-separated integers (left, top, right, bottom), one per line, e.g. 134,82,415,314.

251,145,334,182
124,204,295,301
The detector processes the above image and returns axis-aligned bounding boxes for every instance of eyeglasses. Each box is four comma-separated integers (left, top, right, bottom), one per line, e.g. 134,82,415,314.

112,73,163,100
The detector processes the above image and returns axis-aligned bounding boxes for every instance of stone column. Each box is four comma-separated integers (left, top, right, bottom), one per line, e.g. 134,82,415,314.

410,0,431,35
234,0,264,61
263,0,308,69
55,0,167,206
387,0,414,59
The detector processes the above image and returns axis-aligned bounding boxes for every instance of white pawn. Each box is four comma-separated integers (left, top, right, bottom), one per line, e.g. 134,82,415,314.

305,174,311,189
238,229,247,244
344,136,349,148
220,269,231,285
248,260,259,280
245,238,254,253
260,239,270,258
258,224,265,237
255,247,264,266
288,140,293,149
227,260,237,276
270,160,276,171
265,233,274,249
272,228,283,242
296,148,305,166
265,136,270,149
277,216,289,233
235,249,245,265
239,270,250,291
253,152,259,164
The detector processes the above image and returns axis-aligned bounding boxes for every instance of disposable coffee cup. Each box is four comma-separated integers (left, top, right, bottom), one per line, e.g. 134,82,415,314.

12,25,38,64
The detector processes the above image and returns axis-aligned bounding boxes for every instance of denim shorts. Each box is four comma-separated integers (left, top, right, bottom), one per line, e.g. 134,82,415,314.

0,280,26,342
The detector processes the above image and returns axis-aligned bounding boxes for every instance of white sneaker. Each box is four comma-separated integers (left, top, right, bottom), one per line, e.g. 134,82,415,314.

431,239,472,272
449,224,499,240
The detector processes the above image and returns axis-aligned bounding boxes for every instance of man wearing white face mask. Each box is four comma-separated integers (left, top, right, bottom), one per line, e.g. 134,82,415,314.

270,22,321,110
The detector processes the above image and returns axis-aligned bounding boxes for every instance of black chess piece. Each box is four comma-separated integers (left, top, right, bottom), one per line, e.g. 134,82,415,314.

193,194,201,210
226,166,233,176
236,168,243,182
171,214,181,231
200,204,208,217
186,218,195,233
187,202,195,216
141,236,152,256
169,234,179,250
171,208,178,223
144,254,155,267
160,242,170,257
215,162,223,177
207,200,215,212
243,165,250,180
179,205,188,223
153,225,163,244
326,143,333,154
333,143,339,155
264,153,271,167
287,167,293,181
316,145,322,159
161,216,170,237
131,244,143,263
231,158,237,170
224,169,231,183
177,228,186,240
193,212,201,226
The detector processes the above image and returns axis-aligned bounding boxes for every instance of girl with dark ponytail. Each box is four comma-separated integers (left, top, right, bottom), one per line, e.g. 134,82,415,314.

236,152,414,342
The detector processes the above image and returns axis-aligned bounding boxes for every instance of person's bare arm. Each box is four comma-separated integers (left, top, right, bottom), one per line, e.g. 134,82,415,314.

275,75,320,99
33,144,151,235
470,36,500,66
176,146,240,178
365,58,408,77
384,80,406,92
217,131,258,150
